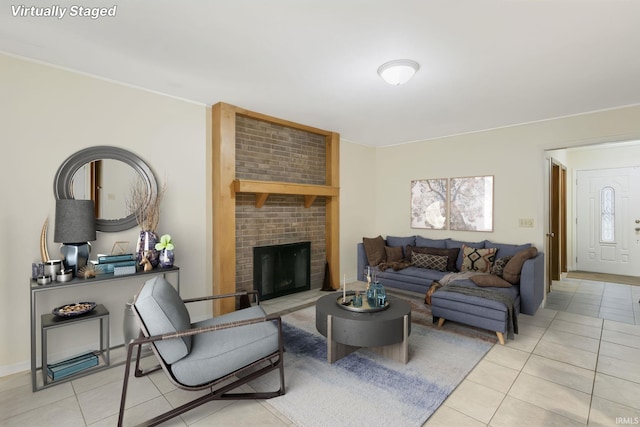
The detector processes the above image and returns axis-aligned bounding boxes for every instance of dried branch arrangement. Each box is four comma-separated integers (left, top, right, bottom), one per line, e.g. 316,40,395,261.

126,176,166,232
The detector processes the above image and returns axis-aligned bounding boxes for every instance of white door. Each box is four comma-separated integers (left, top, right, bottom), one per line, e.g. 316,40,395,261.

576,167,640,275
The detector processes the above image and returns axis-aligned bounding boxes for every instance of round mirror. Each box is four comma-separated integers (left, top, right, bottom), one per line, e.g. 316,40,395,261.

54,146,158,233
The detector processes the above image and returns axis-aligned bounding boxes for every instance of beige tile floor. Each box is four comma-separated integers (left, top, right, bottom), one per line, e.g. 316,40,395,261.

1,279,639,426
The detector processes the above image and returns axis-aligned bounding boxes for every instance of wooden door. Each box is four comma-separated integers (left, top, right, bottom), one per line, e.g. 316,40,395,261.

548,160,567,288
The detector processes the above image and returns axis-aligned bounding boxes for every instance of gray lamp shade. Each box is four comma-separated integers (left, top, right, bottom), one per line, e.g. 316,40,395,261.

54,199,97,243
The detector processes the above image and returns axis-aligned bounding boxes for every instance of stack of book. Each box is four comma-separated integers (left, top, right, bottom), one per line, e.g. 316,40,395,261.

95,253,137,275
47,351,99,381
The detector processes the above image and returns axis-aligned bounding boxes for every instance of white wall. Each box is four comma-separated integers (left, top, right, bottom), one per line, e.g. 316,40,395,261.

339,139,377,282
1,54,208,375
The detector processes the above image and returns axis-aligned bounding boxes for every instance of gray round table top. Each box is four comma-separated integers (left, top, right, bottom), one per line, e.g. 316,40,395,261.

315,293,411,347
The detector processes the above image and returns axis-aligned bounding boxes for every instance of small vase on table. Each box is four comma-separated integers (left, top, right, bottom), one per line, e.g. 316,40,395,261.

155,234,175,269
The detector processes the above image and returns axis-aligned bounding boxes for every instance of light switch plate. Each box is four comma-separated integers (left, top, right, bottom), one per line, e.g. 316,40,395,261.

519,218,534,228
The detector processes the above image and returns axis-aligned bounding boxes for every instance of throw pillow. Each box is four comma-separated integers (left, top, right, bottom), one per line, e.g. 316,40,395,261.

492,256,513,277
471,274,512,288
446,240,485,271
503,247,538,284
411,252,448,272
363,235,386,266
405,246,460,272
385,246,404,262
461,245,497,273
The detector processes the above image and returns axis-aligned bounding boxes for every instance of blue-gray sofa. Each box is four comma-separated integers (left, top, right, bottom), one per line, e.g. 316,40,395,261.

356,236,545,344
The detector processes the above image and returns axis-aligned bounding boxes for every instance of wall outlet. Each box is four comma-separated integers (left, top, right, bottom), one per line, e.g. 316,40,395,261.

519,218,534,228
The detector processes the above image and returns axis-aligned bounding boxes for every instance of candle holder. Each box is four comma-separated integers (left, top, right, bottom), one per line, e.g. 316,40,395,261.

352,293,363,307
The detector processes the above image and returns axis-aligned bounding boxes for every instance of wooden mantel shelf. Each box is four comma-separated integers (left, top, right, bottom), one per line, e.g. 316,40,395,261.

233,179,339,208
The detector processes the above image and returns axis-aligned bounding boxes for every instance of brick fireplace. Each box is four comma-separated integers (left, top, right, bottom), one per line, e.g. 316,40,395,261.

235,115,327,295
211,103,339,314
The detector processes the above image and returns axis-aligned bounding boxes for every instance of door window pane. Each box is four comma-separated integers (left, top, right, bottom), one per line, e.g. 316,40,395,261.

601,187,615,243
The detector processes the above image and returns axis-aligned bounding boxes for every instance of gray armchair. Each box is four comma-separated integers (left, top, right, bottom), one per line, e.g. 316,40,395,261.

118,276,285,426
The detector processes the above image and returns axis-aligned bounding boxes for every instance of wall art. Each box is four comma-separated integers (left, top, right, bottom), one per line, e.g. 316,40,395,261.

449,175,494,232
410,178,448,229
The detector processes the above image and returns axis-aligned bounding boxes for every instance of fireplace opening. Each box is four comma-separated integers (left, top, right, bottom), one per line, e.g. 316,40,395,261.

253,241,311,301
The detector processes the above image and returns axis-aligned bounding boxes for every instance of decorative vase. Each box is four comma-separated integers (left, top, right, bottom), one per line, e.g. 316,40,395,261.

158,249,174,268
136,230,159,267
367,282,387,307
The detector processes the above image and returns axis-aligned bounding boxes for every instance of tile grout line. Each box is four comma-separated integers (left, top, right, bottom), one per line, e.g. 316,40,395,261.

585,316,605,426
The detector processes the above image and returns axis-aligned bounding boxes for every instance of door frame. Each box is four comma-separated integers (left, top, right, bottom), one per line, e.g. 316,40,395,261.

547,158,567,290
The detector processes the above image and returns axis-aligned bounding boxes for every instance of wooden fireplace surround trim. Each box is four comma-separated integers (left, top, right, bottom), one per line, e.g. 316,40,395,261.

212,102,340,315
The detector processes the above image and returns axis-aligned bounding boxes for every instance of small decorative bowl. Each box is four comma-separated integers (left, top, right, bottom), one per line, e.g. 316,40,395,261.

36,275,52,285
56,270,73,282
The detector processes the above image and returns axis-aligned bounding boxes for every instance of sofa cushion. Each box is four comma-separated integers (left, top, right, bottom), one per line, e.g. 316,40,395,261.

416,236,449,249
461,245,497,273
471,274,512,288
446,240,485,271
411,252,448,272
386,236,416,252
503,247,538,284
405,246,459,272
485,241,532,260
385,245,404,262
492,256,512,276
363,235,386,266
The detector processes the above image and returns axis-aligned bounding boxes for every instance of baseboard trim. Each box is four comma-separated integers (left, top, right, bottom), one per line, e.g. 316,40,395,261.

566,271,640,286
0,360,30,378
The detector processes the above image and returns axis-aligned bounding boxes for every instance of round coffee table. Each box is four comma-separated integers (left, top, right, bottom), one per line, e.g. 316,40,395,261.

315,293,411,364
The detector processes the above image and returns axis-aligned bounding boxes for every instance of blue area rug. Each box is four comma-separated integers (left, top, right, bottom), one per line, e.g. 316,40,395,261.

250,305,493,427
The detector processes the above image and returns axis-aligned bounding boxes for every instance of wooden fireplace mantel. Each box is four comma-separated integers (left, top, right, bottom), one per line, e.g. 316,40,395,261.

233,179,339,208
212,102,340,315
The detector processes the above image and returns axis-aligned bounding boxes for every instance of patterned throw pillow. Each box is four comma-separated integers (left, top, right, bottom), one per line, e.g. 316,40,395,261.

405,246,460,272
461,245,497,273
491,256,512,277
412,252,448,272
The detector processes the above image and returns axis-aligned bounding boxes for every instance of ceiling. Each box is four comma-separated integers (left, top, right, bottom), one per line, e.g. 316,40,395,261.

2,0,640,147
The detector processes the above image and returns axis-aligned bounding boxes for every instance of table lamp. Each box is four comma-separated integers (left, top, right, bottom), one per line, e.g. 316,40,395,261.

54,199,97,276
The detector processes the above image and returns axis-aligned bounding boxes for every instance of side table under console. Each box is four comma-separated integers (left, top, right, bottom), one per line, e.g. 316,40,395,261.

41,304,110,388
30,266,179,392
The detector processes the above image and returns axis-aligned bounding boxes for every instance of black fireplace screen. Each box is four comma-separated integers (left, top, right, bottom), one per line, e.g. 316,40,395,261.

253,241,311,300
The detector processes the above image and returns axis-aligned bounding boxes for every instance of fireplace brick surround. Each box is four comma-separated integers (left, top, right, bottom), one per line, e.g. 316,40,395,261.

235,116,327,293
211,103,340,313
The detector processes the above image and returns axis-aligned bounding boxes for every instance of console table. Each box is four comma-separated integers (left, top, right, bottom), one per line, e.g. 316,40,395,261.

30,266,179,391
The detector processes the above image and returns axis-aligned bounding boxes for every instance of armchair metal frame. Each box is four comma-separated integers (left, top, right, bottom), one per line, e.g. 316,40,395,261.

118,290,285,427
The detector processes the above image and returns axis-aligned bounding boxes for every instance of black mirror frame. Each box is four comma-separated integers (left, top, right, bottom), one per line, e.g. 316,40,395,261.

53,146,158,233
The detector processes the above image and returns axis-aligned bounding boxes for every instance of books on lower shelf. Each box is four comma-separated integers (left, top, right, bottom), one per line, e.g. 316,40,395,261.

46,351,99,381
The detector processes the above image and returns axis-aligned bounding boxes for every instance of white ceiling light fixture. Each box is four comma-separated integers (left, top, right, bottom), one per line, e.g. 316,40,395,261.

377,59,420,85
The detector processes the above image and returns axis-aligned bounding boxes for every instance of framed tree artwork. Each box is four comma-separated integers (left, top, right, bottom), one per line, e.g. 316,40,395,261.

449,175,494,232
410,179,448,229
